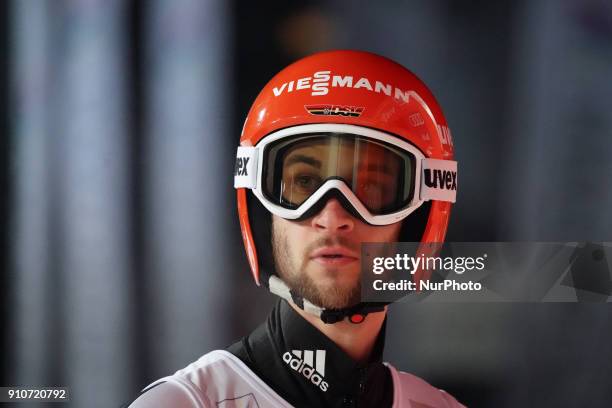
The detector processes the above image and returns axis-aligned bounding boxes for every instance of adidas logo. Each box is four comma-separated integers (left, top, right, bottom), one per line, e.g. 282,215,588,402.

282,349,329,392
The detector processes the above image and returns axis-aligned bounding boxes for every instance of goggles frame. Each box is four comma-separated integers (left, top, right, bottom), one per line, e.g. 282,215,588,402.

235,124,456,226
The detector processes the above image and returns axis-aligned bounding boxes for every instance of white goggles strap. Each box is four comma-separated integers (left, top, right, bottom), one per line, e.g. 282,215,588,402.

234,146,258,189
420,158,457,203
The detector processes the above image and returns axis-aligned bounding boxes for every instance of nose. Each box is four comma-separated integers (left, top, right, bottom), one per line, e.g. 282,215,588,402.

311,198,355,233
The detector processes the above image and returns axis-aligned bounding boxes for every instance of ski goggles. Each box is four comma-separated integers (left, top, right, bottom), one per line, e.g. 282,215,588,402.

235,124,457,226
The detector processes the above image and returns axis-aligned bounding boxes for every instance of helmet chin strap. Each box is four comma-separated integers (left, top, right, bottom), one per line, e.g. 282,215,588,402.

267,275,386,324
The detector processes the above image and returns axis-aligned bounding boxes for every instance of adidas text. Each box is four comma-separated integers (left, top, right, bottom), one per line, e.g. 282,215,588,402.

282,351,329,392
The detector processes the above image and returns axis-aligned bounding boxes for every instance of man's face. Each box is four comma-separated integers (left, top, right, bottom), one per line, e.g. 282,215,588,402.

271,207,402,310
271,137,403,309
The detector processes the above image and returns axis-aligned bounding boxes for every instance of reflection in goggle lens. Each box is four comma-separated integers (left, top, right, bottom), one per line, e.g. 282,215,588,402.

264,134,415,215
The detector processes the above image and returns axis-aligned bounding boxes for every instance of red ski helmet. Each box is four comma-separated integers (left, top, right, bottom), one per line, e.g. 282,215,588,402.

234,50,456,322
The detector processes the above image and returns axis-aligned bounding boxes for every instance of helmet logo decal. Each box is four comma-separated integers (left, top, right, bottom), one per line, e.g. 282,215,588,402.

282,349,329,392
424,169,457,191
305,104,364,117
420,158,458,203
409,112,425,126
234,157,250,176
272,70,414,103
234,146,258,189
436,124,454,146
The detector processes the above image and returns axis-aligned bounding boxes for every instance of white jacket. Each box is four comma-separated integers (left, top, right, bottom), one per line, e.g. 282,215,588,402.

129,350,465,408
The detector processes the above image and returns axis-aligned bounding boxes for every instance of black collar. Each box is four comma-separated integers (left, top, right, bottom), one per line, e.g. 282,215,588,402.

228,299,393,408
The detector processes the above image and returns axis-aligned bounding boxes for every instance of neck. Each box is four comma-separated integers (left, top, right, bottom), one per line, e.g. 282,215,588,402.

288,302,387,363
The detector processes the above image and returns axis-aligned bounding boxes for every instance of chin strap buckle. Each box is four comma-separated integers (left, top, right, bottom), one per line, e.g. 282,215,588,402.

320,304,386,324
268,275,387,325
320,310,345,324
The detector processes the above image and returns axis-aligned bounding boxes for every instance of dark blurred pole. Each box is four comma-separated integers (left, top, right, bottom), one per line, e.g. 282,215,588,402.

11,0,55,391
227,0,313,335
1,0,11,390
127,0,150,391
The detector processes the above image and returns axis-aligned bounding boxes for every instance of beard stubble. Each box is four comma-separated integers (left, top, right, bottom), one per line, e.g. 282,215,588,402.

271,225,362,310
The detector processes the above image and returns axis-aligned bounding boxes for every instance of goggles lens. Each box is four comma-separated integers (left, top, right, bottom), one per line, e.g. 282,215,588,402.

262,133,416,215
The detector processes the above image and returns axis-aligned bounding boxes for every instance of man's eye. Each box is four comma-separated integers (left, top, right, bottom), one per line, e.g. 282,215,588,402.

294,175,321,190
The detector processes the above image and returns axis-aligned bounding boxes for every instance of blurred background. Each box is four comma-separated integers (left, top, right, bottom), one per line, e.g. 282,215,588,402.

2,0,612,407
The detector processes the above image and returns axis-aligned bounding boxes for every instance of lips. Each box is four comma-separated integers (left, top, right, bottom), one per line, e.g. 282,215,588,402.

310,246,359,266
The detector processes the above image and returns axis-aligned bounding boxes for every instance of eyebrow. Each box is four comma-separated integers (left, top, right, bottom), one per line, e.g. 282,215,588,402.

284,154,322,168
